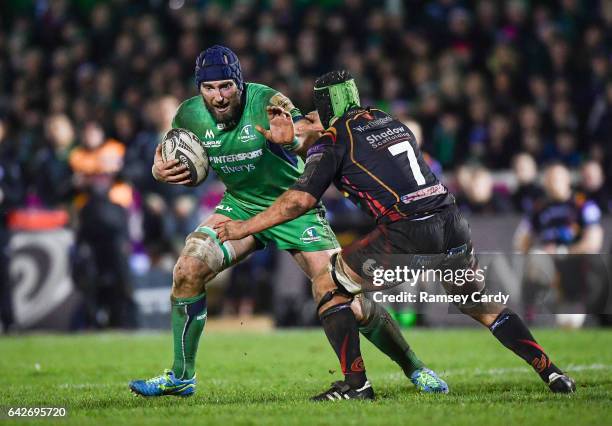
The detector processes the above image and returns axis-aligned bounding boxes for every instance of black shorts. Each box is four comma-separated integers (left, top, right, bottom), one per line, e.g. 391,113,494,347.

340,204,483,295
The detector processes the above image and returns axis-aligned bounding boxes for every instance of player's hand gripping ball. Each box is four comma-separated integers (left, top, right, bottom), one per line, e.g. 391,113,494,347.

159,128,209,186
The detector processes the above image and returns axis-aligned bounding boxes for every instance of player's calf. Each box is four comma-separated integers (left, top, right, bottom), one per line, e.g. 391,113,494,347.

168,225,239,380
330,252,448,391
358,296,422,374
170,254,212,381
314,268,371,396
459,301,576,393
442,241,576,394
487,307,576,393
358,295,449,393
129,225,235,396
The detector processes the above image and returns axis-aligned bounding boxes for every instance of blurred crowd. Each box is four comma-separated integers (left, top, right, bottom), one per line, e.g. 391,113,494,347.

1,0,611,329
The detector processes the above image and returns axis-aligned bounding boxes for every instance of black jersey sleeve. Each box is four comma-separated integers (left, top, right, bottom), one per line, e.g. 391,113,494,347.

290,132,345,201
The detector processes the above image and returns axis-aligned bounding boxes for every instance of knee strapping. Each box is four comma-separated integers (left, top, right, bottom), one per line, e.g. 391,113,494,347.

182,226,235,273
329,253,362,295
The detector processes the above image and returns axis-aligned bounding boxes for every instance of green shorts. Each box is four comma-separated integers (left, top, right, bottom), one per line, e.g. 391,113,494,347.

214,193,339,252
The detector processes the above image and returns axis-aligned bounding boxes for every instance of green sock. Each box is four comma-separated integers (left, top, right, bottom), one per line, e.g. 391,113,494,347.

171,293,207,380
358,297,425,376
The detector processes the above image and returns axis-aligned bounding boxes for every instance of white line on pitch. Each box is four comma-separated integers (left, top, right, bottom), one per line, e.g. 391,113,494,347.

377,363,611,380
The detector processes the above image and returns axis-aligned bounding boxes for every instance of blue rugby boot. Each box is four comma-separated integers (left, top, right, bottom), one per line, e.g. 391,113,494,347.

410,367,449,394
129,369,196,397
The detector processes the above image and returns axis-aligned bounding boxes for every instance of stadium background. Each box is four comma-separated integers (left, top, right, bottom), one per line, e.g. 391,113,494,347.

1,0,611,333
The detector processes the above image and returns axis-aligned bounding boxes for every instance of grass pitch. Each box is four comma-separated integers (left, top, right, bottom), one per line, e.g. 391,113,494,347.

0,328,610,425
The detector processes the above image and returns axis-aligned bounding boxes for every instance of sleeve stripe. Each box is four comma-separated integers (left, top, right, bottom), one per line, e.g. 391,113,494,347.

324,128,337,143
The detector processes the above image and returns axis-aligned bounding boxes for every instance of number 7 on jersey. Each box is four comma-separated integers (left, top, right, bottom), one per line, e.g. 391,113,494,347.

388,141,426,186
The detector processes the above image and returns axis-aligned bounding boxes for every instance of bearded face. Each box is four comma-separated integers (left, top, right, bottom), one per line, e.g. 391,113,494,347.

200,79,242,128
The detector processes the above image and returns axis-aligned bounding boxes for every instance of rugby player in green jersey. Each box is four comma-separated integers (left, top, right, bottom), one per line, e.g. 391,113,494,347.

129,46,447,397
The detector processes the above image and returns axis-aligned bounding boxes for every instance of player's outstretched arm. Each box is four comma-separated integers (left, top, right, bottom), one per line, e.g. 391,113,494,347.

215,190,318,242
151,144,192,185
216,128,339,242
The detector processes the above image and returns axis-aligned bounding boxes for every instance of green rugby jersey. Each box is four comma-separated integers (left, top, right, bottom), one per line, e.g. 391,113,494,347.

172,83,305,209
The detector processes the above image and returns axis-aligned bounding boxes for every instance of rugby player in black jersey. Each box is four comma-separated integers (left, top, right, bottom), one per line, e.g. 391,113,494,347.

216,71,576,400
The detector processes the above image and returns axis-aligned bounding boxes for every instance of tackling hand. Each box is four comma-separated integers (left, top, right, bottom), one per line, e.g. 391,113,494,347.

214,219,249,243
152,144,191,185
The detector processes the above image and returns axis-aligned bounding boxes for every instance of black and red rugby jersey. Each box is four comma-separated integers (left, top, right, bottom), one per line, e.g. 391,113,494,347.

292,108,454,222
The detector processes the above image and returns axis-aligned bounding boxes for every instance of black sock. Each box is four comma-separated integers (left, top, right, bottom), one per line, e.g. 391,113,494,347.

490,308,563,382
320,303,367,388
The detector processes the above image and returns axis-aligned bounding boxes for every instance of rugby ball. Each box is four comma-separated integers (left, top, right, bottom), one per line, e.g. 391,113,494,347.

161,128,209,186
